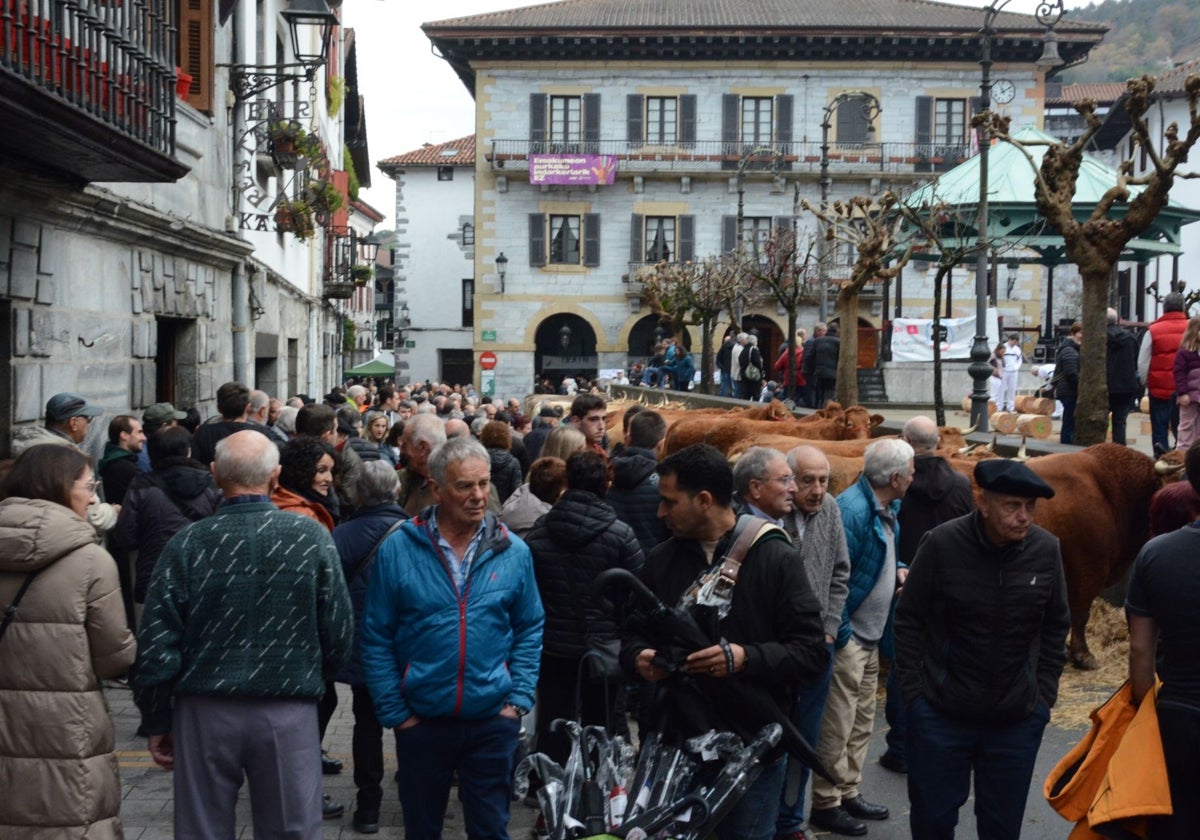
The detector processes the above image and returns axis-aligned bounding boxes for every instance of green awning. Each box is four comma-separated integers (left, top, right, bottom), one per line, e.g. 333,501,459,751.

344,353,395,377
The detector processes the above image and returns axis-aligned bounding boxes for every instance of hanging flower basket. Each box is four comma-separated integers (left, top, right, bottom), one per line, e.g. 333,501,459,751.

274,200,315,240
269,121,306,169
350,264,373,285
306,178,344,214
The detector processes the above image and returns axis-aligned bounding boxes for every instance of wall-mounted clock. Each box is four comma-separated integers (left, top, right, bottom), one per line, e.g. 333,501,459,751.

992,79,1016,104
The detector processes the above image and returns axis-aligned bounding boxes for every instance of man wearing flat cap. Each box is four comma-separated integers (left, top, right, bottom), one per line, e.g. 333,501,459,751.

894,458,1069,840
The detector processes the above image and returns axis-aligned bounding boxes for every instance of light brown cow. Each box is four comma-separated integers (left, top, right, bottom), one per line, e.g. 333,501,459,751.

665,407,883,455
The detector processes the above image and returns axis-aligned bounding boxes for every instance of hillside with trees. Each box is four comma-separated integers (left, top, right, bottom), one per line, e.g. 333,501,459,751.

1069,0,1200,82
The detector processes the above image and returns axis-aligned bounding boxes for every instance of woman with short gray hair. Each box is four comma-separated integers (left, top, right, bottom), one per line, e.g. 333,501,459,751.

331,460,407,833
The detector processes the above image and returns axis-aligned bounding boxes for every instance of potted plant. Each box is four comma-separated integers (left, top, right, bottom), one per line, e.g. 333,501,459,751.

306,178,344,214
350,264,373,284
274,199,315,240
268,121,306,169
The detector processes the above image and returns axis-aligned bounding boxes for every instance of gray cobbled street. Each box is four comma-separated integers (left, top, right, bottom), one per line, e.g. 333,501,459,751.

107,683,1084,839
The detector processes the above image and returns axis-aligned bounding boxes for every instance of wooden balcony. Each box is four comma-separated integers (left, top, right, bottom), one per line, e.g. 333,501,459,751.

0,0,187,183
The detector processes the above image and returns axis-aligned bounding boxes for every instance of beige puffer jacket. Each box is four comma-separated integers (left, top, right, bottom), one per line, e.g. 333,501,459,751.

0,497,136,838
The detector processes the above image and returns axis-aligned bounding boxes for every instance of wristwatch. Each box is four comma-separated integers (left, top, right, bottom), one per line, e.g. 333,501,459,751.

504,702,530,717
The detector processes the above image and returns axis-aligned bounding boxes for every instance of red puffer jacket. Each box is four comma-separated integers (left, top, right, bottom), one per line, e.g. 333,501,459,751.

1146,311,1187,398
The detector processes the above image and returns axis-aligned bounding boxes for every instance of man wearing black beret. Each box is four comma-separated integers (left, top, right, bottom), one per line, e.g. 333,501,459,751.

893,458,1069,839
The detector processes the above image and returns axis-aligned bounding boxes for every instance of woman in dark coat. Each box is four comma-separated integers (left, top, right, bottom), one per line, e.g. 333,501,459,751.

523,450,644,763
114,425,222,608
480,420,523,505
332,461,408,833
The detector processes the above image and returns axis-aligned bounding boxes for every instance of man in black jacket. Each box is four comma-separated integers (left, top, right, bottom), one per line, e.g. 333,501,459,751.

809,324,840,410
623,444,827,840
1056,322,1082,444
894,459,1069,840
1106,308,1141,446
608,409,669,557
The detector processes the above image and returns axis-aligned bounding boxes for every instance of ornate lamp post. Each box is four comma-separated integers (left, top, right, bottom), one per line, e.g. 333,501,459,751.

968,0,1066,431
818,91,881,322
495,251,509,294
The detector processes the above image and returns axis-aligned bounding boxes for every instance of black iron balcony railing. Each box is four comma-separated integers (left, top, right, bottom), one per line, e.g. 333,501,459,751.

489,139,971,176
0,0,184,181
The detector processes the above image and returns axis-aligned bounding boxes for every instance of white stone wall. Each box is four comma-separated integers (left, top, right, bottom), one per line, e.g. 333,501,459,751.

391,164,475,384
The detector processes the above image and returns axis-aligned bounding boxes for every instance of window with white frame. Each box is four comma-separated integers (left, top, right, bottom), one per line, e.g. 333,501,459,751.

646,97,677,145
741,98,774,146
550,96,582,145
934,99,968,145
549,215,582,265
645,216,676,263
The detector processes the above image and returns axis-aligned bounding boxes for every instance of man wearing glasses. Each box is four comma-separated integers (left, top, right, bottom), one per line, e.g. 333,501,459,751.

733,446,797,525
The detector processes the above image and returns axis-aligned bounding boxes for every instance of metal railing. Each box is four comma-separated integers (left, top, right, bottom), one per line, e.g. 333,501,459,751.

489,139,972,175
1,0,176,155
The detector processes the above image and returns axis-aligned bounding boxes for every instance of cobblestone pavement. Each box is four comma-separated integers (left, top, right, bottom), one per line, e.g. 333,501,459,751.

108,682,1083,839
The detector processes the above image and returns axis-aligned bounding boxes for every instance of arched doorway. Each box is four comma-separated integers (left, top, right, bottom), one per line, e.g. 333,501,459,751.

628,314,691,366
535,313,598,389
742,315,785,373
828,316,880,369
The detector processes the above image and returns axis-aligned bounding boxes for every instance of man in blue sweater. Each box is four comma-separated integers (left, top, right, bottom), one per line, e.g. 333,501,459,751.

133,430,353,839
361,436,544,840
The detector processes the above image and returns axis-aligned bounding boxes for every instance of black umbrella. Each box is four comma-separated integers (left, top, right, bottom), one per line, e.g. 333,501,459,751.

592,568,834,788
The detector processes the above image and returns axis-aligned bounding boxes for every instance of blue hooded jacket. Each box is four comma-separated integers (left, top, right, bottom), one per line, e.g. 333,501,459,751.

360,509,544,728
835,472,904,652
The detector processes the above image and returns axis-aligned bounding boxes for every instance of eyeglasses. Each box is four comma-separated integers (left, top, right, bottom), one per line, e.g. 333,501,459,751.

762,474,797,487
76,479,99,493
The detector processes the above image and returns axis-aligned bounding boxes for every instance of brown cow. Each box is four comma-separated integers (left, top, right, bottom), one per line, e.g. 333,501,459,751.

665,407,883,455
1020,444,1159,669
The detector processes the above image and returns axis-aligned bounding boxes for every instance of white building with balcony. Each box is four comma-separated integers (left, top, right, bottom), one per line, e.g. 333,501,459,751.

423,0,1105,398
0,0,379,453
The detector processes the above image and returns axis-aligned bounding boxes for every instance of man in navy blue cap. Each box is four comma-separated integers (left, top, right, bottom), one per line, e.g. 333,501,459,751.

893,458,1069,840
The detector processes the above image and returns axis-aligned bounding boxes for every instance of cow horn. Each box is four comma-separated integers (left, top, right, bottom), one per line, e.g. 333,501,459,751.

985,433,997,453
958,442,978,456
963,419,979,435
1155,458,1186,475
1015,436,1029,461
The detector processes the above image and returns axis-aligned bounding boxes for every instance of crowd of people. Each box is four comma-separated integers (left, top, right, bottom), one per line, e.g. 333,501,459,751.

0,377,1197,840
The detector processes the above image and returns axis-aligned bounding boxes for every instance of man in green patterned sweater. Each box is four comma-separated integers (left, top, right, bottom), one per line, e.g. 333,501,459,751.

133,430,353,839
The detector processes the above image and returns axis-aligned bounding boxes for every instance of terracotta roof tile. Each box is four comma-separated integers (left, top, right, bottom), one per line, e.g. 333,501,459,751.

1047,82,1128,107
378,134,476,168
423,0,1105,35
1156,56,1200,95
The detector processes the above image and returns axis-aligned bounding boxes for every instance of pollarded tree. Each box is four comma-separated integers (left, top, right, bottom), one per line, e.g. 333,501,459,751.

740,227,821,398
985,73,1200,445
639,253,757,394
803,193,913,407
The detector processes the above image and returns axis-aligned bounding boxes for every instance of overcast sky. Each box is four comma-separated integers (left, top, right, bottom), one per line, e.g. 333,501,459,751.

341,0,1091,224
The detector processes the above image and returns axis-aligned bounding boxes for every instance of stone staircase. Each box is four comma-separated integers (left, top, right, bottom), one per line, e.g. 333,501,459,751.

857,367,888,403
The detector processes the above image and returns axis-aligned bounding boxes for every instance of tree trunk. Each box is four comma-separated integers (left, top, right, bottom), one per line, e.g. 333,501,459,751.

1075,267,1112,445
834,288,860,406
932,266,947,426
699,318,715,394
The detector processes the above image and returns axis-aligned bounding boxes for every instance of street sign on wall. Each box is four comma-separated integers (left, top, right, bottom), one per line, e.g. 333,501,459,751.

480,351,498,370
481,329,497,342
481,369,496,396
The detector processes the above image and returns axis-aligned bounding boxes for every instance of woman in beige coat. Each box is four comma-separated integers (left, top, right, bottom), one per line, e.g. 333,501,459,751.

0,444,137,838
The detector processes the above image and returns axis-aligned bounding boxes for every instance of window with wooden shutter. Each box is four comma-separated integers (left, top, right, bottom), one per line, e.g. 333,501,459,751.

583,214,601,267
583,94,601,153
530,94,548,152
679,95,697,147
178,0,213,112
678,215,695,263
627,95,644,146
722,215,738,253
529,213,547,267
629,213,644,262
775,94,793,150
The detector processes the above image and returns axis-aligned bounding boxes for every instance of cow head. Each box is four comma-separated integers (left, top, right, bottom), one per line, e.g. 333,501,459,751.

840,406,882,440
1154,449,1187,483
766,399,791,421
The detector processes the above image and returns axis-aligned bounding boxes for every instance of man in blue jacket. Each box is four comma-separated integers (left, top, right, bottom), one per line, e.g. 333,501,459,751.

811,438,913,837
361,436,544,840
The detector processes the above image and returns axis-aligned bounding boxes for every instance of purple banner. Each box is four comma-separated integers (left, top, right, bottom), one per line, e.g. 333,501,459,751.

529,154,618,185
